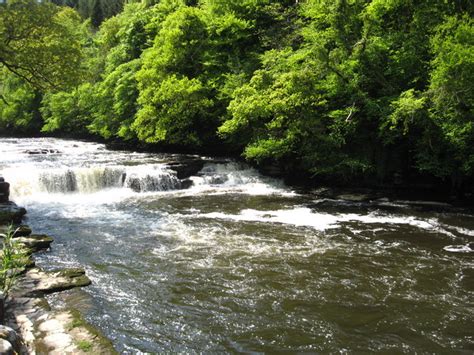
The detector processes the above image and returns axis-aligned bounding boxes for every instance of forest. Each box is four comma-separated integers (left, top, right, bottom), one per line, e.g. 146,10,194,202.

1,0,473,193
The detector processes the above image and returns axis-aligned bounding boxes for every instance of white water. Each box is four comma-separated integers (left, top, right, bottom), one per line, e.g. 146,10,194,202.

1,138,473,353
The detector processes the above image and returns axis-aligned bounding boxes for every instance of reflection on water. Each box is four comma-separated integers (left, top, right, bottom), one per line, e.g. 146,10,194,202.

1,138,473,353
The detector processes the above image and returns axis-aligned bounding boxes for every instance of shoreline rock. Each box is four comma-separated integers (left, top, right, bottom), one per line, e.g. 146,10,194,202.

1,195,116,354
0,203,27,224
0,177,10,203
14,235,54,253
13,268,92,298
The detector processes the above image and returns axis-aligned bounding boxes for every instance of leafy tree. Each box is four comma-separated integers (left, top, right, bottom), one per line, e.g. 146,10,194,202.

0,70,41,134
423,15,474,184
134,6,217,147
0,0,84,90
89,59,141,139
133,74,213,146
41,83,97,135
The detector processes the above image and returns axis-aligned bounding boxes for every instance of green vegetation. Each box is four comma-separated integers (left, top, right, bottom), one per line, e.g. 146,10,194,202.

1,0,473,192
76,340,93,352
0,225,29,294
67,309,118,354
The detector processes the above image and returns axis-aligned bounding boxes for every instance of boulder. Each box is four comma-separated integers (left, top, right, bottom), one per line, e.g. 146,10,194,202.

0,203,26,224
0,179,9,203
180,179,194,189
167,159,205,179
0,326,20,353
0,338,13,355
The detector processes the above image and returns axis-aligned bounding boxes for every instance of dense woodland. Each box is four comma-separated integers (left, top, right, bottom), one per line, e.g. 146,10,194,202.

0,0,473,193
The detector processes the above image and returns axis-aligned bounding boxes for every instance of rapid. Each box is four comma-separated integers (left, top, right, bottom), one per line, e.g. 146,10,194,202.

1,138,473,353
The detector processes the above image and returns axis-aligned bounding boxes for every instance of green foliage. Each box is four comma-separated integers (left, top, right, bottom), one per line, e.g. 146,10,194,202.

144,6,208,78
426,15,474,178
41,84,97,135
76,340,93,352
133,75,213,146
133,6,218,147
0,225,29,295
0,70,42,134
0,0,85,91
89,60,141,139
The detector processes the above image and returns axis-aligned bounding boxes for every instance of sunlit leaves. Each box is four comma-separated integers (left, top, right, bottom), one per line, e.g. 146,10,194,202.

0,0,84,90
133,75,213,146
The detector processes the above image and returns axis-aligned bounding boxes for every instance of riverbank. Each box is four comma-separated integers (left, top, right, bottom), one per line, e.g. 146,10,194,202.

0,186,115,354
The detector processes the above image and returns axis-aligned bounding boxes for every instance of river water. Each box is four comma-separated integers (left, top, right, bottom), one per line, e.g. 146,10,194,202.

1,138,473,353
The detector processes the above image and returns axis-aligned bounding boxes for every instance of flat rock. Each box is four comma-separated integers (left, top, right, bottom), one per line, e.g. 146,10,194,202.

34,310,117,355
23,149,61,155
13,268,91,298
15,234,54,252
0,224,32,237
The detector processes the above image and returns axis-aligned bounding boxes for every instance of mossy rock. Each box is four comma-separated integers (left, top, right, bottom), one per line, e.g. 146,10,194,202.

15,235,53,252
34,309,117,355
20,268,92,297
68,309,117,354
41,268,92,294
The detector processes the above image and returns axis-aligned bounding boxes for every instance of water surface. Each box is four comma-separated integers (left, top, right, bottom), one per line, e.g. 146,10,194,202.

1,138,473,353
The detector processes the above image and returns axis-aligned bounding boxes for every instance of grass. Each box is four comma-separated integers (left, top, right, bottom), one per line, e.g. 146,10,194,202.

67,317,85,331
76,340,93,352
0,224,29,294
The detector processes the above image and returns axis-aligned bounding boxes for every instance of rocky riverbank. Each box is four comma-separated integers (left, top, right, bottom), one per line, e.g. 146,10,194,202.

0,180,116,354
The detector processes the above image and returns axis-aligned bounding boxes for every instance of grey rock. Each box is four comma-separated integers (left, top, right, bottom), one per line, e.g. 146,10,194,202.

20,268,92,297
0,338,13,355
0,181,9,203
0,203,26,224
0,325,20,352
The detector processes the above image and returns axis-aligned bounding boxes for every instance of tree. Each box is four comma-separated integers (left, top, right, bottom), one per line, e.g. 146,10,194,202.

0,69,42,134
0,0,84,91
41,83,96,135
88,59,141,139
422,15,474,184
134,6,216,147
133,75,213,146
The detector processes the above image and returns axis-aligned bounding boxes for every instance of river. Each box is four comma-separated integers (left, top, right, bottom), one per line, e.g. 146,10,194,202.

1,137,473,353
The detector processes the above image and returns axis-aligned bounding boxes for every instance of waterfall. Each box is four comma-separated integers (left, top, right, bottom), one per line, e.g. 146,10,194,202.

124,166,181,192
0,138,288,199
4,165,181,197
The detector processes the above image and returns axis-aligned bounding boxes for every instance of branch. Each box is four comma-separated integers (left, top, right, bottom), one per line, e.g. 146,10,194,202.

0,60,47,91
345,101,356,122
0,93,8,105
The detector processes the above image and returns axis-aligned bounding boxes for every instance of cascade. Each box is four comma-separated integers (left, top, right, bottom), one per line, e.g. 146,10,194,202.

4,165,182,197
